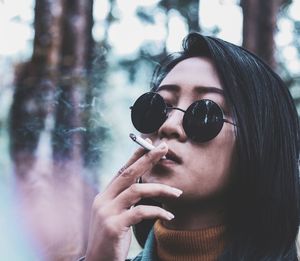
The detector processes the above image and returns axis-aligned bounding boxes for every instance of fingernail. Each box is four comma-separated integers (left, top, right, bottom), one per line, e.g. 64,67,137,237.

158,142,167,150
172,188,183,197
166,212,175,220
145,138,152,144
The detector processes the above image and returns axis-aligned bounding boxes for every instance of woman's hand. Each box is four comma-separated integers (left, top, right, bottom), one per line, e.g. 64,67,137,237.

85,142,182,261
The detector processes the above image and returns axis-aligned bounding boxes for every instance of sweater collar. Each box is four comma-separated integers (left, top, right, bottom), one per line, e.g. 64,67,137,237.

153,220,226,261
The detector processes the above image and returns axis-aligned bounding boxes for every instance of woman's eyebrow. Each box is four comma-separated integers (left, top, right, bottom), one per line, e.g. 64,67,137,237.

157,84,180,93
157,84,224,96
194,86,224,96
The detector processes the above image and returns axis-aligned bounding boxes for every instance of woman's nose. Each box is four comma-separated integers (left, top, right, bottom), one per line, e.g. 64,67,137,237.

157,109,187,142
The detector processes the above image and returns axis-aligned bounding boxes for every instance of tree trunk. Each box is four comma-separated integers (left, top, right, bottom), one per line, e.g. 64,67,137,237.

53,0,94,164
10,0,64,175
241,0,281,69
10,1,97,260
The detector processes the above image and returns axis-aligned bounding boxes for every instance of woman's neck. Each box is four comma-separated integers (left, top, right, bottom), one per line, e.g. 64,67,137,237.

161,200,226,230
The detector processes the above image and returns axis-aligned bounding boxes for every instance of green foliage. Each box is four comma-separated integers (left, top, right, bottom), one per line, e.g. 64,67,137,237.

277,3,300,113
135,7,156,24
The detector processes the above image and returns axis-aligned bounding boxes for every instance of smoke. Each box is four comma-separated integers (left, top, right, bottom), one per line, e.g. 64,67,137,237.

0,182,41,261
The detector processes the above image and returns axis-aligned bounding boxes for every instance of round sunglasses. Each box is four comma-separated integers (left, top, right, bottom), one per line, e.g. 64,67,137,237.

130,92,236,142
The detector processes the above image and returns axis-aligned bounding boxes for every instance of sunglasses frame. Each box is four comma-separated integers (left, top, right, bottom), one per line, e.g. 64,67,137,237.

130,92,237,142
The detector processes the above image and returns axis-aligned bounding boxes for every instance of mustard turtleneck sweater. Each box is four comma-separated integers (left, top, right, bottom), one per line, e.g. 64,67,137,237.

153,220,226,261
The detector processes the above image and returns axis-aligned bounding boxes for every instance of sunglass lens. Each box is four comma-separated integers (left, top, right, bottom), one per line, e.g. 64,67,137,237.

183,100,224,142
131,92,167,133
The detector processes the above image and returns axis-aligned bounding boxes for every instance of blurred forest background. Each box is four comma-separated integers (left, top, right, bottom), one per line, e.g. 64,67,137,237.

0,0,300,260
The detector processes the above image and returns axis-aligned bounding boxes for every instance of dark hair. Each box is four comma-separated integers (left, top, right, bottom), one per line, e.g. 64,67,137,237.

133,33,300,260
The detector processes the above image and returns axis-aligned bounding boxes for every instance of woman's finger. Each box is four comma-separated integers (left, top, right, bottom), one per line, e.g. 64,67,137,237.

105,139,153,188
106,148,145,187
120,205,175,227
113,183,182,210
103,142,168,199
118,138,154,176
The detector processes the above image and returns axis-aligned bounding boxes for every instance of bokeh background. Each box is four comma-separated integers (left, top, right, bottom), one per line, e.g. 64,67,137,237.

0,0,300,260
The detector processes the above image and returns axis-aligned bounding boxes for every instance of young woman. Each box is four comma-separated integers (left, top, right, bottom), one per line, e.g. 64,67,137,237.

81,33,300,261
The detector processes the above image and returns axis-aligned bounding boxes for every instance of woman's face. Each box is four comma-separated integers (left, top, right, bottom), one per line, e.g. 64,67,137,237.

142,57,237,204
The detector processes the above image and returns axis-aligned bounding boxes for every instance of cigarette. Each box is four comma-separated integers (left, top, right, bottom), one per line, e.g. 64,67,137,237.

129,133,166,159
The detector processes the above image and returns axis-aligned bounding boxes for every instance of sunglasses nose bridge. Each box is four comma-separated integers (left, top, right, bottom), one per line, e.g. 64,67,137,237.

158,107,187,141
166,107,185,122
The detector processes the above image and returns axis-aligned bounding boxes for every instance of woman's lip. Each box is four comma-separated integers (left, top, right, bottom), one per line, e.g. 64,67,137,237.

165,149,182,164
158,158,179,166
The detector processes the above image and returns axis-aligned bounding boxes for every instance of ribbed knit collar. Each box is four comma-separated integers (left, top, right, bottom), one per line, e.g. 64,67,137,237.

154,219,226,261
